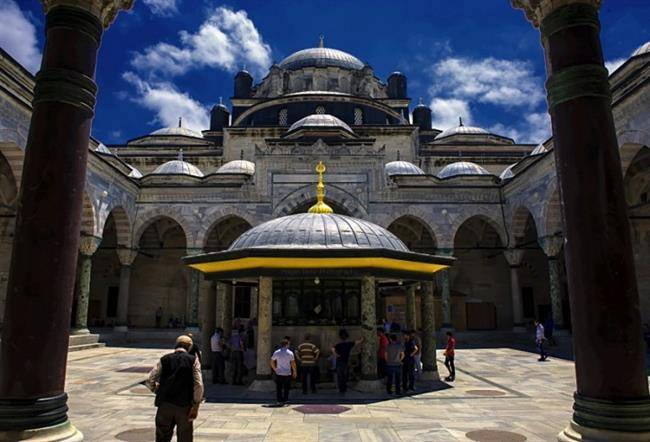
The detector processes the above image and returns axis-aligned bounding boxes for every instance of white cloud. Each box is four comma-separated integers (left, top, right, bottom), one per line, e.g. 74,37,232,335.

131,6,271,79
122,72,209,131
429,98,472,130
489,111,551,144
142,0,180,16
430,57,545,108
0,0,41,73
605,58,626,74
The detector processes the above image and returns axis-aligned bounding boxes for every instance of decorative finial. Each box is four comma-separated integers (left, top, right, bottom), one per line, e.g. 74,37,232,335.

178,117,182,128
240,149,244,160
396,150,401,161
419,97,423,105
308,161,334,214
319,35,324,48
178,148,183,161
219,96,223,105
459,116,463,127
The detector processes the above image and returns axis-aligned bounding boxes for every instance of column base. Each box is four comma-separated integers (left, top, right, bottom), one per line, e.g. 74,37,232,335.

558,419,650,442
0,419,83,442
248,379,275,392
113,325,128,333
420,369,440,381
440,324,454,333
355,379,384,392
69,328,89,336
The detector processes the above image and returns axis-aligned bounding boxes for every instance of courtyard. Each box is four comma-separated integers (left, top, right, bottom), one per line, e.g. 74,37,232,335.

68,344,588,441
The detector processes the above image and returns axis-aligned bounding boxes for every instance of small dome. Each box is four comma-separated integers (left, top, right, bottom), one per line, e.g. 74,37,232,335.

216,160,255,175
499,164,516,180
229,213,409,252
152,160,204,177
279,47,365,71
438,161,490,179
530,143,548,156
385,161,425,176
434,124,489,140
127,164,143,178
150,126,204,138
631,41,650,57
288,114,353,133
95,142,114,155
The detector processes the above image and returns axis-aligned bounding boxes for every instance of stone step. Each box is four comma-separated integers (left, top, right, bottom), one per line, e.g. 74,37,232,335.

69,342,106,352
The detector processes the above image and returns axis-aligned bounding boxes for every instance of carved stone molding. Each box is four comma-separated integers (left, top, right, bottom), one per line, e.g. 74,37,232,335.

511,0,601,27
41,0,134,28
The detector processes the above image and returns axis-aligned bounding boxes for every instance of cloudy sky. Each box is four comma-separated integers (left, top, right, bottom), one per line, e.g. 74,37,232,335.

3,0,650,144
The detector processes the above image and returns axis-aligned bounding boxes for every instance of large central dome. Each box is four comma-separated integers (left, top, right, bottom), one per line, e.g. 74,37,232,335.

278,47,365,71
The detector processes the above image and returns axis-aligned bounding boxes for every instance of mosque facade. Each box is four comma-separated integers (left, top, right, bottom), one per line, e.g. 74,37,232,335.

0,40,649,349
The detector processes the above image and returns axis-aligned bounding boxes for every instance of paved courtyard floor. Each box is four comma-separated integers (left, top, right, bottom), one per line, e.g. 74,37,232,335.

63,344,610,442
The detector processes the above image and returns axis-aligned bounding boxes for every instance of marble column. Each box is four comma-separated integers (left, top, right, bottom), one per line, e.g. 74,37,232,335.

539,236,565,329
201,281,217,368
250,286,258,320
435,248,454,330
216,282,228,331
0,1,132,438
503,249,525,332
115,249,137,332
421,280,439,380
71,236,100,335
405,284,417,331
186,270,200,330
223,284,233,337
513,1,650,439
255,276,272,379
360,275,378,380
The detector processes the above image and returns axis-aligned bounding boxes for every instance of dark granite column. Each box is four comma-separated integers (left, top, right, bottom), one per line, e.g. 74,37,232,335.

539,236,565,329
435,248,454,330
420,280,439,380
512,1,650,439
115,249,137,332
0,1,131,438
71,237,100,335
357,275,383,392
405,284,417,331
503,249,526,332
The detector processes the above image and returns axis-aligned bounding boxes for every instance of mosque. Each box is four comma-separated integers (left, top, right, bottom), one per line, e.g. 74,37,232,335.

0,39,649,361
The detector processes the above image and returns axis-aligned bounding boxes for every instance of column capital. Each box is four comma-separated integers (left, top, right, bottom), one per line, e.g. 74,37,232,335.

511,0,601,28
503,248,525,266
116,248,137,266
78,235,101,256
539,235,564,257
41,0,134,28
186,247,204,257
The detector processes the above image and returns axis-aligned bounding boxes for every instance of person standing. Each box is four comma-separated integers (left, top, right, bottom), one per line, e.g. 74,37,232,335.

271,338,297,405
377,327,389,379
155,306,163,328
385,334,404,395
534,319,548,361
186,332,202,366
210,327,226,384
146,335,204,442
296,334,320,394
331,329,363,394
229,326,246,385
401,330,418,392
443,331,456,382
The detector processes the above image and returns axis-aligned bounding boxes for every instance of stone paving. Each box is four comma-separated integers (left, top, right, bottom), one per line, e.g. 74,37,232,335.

64,345,630,441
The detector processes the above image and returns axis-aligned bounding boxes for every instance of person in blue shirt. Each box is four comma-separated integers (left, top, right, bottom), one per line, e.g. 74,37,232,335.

331,329,363,393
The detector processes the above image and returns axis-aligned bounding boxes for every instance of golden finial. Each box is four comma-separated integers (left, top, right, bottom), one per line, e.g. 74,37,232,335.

308,161,334,214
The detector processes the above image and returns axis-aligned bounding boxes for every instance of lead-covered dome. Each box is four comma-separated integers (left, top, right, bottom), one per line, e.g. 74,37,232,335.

216,160,255,175
152,160,204,177
631,41,650,57
438,161,490,179
385,161,425,176
279,47,365,71
434,124,489,140
229,213,409,252
288,114,353,133
150,126,203,139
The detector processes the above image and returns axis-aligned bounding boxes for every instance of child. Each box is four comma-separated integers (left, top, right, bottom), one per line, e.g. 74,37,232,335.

443,331,456,382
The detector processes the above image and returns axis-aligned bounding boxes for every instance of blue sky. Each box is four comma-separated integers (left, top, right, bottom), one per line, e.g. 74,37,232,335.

3,0,650,145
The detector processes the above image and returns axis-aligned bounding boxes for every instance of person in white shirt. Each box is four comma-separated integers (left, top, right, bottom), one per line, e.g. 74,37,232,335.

210,327,226,384
534,319,548,361
270,338,297,405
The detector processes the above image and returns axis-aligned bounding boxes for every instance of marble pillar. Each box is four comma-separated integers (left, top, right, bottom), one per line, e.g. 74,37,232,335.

0,1,132,438
201,281,217,368
421,280,439,380
503,249,525,332
186,270,200,330
115,249,137,332
405,284,417,331
435,248,454,330
513,1,650,439
539,236,565,329
250,286,258,320
255,276,272,379
216,282,228,331
71,237,100,335
360,275,378,380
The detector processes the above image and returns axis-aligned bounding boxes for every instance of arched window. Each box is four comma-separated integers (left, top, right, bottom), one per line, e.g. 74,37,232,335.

278,108,288,126
315,105,326,114
354,107,363,125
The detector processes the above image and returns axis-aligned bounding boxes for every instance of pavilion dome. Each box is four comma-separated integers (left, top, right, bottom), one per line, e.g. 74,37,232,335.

499,164,516,180
631,41,650,57
385,160,425,176
288,114,353,133
229,213,409,252
530,142,548,156
152,160,204,177
150,126,203,139
216,160,255,175
434,124,490,141
438,161,490,179
278,46,365,71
